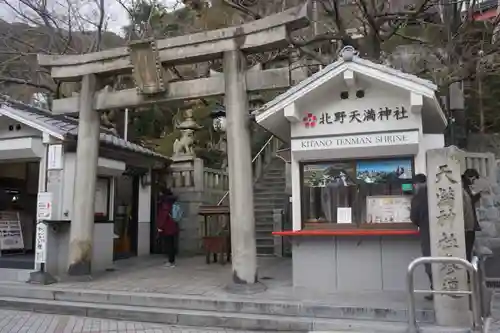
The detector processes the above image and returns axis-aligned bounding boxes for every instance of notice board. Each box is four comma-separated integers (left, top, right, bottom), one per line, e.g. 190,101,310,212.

366,195,412,224
0,211,24,250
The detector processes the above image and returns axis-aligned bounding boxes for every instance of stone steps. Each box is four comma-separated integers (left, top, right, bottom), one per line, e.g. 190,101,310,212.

256,229,273,237
0,285,478,332
256,238,274,246
256,245,275,255
0,268,34,283
0,296,441,332
254,189,286,195
253,158,287,256
254,197,286,203
255,183,285,188
0,284,438,331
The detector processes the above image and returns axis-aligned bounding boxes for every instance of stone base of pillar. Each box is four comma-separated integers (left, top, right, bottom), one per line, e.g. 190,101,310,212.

67,260,91,276
224,281,267,295
28,271,57,285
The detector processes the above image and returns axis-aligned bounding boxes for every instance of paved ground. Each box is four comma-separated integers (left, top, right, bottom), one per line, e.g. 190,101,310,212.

489,292,500,331
36,255,431,310
0,309,269,333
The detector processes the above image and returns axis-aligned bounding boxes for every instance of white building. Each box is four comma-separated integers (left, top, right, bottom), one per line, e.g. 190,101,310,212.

0,95,169,282
255,48,447,292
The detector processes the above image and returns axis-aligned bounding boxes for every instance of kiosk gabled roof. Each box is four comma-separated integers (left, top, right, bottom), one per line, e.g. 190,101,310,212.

0,94,169,161
254,49,447,141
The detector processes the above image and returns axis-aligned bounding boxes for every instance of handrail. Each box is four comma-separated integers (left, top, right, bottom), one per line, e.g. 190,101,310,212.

472,255,492,318
216,135,277,206
252,135,276,164
406,256,483,333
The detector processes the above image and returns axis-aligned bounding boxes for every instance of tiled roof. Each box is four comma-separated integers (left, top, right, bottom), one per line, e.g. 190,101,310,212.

253,53,438,119
0,94,169,161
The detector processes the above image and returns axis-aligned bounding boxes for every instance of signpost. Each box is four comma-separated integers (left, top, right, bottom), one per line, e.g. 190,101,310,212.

35,223,47,264
29,192,56,284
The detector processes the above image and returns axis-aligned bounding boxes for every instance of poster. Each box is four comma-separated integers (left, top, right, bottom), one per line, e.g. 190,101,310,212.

94,178,109,217
356,159,412,183
47,144,63,170
0,211,24,250
337,207,352,224
302,162,356,188
366,195,412,223
37,192,53,221
35,223,47,264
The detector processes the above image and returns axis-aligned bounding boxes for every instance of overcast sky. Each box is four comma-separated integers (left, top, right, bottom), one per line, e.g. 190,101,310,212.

0,0,182,35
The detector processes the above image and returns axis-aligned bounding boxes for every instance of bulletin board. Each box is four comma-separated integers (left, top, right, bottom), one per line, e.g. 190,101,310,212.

366,195,412,224
0,211,24,250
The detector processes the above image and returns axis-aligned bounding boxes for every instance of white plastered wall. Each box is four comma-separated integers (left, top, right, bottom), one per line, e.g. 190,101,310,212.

137,169,152,256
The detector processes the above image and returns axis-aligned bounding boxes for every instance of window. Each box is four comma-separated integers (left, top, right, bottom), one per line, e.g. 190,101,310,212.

301,158,414,228
94,177,111,221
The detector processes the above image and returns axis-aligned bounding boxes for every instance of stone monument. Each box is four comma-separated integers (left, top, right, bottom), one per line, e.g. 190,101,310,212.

426,146,470,327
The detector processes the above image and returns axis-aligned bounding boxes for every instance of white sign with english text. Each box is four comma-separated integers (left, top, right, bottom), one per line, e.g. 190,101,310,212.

291,131,419,152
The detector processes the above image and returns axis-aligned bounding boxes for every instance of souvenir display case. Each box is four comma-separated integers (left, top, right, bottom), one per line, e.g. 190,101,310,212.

301,158,415,231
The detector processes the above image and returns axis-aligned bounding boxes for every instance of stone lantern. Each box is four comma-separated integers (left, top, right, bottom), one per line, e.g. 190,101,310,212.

172,108,203,158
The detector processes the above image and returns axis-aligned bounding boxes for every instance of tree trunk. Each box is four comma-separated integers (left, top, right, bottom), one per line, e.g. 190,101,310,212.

478,74,485,134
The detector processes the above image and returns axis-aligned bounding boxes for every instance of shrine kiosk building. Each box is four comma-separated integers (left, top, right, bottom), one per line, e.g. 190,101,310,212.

255,50,447,292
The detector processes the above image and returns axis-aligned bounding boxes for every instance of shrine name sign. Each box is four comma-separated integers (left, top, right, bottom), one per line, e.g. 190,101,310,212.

292,131,419,152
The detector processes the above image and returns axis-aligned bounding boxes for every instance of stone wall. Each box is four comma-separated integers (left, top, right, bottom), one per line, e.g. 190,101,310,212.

467,134,500,157
464,134,500,277
166,157,228,256
475,166,500,278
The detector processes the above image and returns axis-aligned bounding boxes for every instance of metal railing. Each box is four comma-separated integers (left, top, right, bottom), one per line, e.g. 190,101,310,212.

406,256,484,333
472,255,492,318
216,135,280,206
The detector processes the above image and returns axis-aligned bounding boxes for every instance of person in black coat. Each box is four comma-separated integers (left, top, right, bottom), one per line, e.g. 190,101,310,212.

410,173,433,300
462,169,482,262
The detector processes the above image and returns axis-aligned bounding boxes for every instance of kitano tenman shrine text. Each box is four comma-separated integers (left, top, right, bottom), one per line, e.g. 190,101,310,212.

299,133,411,149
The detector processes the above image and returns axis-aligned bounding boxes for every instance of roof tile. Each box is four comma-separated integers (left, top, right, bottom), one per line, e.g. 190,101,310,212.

0,94,168,161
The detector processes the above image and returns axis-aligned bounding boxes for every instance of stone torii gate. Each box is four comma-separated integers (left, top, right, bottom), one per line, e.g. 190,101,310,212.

37,3,311,289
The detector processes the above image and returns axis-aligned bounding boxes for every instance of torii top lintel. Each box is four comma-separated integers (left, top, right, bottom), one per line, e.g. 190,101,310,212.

37,2,312,81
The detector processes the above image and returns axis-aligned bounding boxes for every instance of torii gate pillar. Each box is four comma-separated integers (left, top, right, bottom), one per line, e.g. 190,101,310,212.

68,74,100,275
223,49,261,290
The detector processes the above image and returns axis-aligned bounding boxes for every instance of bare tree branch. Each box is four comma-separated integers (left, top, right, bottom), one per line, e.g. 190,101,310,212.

0,76,55,91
